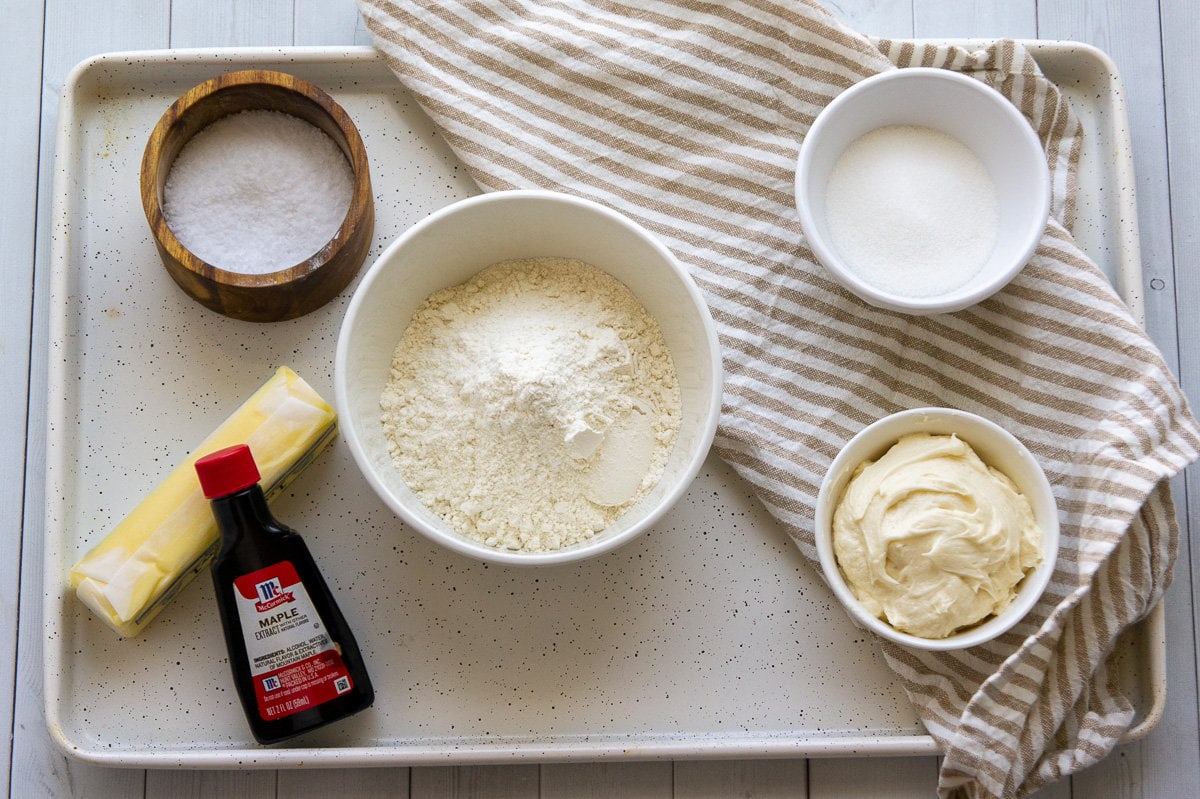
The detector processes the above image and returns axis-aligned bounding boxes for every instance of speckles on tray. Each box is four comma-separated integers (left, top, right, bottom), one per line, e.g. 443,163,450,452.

52,57,928,761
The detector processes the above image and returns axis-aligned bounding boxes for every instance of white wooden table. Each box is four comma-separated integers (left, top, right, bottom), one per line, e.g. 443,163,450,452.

4,1,1197,797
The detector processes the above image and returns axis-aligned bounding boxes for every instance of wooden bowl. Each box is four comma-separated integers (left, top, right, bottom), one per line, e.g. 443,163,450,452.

140,69,374,322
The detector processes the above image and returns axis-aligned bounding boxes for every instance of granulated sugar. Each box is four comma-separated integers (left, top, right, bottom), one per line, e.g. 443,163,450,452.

162,109,354,274
380,257,682,552
824,124,998,298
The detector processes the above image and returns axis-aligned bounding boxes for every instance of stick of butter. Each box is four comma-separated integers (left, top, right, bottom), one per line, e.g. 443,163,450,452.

69,366,337,637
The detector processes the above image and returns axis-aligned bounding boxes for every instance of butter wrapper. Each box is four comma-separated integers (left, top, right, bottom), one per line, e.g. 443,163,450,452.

70,366,336,637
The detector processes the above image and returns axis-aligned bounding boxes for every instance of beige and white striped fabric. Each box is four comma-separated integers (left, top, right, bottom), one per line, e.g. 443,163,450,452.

356,1,1200,797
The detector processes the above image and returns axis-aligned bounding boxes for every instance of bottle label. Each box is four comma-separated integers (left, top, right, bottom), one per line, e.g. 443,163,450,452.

233,561,354,721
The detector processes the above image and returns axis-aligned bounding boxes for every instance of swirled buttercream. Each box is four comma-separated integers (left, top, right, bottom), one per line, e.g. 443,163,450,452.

832,433,1042,639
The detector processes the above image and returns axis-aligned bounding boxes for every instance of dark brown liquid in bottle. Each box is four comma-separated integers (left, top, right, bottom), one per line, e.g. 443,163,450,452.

208,481,374,744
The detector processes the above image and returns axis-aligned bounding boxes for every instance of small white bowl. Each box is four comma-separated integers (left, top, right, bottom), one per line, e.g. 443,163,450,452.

795,68,1051,315
814,408,1059,650
334,190,723,566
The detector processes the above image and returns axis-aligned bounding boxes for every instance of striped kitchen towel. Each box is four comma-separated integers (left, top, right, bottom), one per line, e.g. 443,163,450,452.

356,1,1200,797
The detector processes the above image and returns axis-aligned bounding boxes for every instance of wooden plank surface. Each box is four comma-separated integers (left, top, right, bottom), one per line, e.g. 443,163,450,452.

4,0,1197,797
1149,1,1200,796
9,3,172,797
0,1,46,796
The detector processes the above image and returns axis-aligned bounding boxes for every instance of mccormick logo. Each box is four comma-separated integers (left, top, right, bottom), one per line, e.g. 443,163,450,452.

254,576,295,612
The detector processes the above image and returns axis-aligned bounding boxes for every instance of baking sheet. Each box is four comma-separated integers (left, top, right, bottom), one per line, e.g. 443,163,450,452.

42,43,1156,768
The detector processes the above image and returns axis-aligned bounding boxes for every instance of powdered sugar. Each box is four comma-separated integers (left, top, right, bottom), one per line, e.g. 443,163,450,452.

824,124,998,298
162,109,354,274
379,257,681,552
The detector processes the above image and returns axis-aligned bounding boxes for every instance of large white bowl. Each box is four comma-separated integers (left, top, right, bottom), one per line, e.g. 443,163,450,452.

814,407,1059,650
334,190,723,565
795,67,1051,315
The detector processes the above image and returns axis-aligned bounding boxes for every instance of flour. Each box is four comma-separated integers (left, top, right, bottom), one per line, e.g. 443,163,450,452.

824,124,998,298
379,257,682,552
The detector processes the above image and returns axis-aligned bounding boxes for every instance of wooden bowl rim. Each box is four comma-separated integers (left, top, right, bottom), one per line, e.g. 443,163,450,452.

139,68,372,290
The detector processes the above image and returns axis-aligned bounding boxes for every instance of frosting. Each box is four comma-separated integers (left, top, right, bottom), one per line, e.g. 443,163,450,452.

832,433,1042,639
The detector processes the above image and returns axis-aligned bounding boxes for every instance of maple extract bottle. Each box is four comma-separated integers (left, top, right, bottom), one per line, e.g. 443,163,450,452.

194,443,374,744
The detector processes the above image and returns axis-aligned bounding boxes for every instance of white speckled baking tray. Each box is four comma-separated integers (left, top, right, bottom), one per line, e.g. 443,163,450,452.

42,43,1157,767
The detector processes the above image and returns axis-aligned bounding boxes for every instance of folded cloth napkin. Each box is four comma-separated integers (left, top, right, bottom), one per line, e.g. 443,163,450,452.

356,1,1200,796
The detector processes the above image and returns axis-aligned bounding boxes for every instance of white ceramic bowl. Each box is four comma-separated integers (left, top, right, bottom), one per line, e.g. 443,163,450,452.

334,189,723,565
795,67,1051,315
814,407,1059,650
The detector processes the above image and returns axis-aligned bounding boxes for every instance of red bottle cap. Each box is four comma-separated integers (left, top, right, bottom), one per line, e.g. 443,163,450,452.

195,444,262,499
